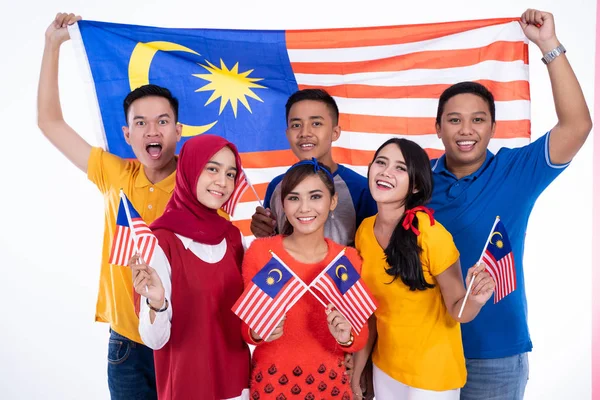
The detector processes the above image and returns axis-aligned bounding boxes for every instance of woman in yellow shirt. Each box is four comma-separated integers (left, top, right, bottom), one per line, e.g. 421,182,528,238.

351,138,495,400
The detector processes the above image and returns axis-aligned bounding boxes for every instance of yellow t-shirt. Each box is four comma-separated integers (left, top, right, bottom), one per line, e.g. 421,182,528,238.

356,213,465,391
88,147,176,343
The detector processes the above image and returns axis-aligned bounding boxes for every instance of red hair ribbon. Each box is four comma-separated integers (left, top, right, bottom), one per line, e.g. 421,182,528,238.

401,206,435,236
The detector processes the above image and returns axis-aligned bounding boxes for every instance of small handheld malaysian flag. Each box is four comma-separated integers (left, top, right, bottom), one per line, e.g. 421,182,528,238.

221,168,263,217
482,218,516,304
221,170,249,217
309,249,377,333
232,253,307,340
108,190,158,267
458,216,516,317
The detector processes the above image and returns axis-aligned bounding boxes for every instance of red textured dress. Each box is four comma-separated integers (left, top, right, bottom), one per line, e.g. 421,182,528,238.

153,226,251,400
241,236,368,400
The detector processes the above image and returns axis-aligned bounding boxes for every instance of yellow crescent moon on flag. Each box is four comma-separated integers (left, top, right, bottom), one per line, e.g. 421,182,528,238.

268,268,283,283
490,231,504,248
128,41,217,137
335,265,348,279
490,231,503,244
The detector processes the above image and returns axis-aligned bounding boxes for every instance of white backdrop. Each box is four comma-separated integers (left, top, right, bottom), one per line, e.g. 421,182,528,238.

0,0,595,399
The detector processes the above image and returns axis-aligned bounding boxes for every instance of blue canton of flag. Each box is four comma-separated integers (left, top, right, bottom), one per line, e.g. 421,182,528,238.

252,257,293,298
325,255,361,295
74,21,297,158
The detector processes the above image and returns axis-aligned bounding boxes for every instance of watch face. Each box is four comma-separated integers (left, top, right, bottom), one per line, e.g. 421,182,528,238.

542,45,565,64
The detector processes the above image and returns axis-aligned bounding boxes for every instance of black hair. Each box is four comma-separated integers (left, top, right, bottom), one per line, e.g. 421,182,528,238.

435,81,495,127
370,138,434,291
280,162,335,236
123,84,179,123
285,89,339,125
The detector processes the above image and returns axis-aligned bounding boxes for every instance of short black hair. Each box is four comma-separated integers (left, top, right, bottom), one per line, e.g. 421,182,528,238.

285,89,339,125
123,84,179,123
436,82,495,126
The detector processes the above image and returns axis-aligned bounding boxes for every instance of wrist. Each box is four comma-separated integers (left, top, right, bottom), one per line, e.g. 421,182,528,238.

464,296,485,313
336,332,354,347
249,329,263,343
148,297,166,311
537,38,561,54
44,37,64,52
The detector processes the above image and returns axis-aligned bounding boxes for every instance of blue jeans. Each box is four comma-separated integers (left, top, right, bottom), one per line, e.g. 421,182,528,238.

107,329,157,400
460,353,529,400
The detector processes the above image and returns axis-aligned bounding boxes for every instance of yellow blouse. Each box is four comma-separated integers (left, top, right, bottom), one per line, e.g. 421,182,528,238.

356,213,465,391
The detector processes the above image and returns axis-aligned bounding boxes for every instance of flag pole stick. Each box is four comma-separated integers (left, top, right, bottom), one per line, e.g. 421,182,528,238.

269,250,329,308
243,169,263,208
458,216,500,319
120,189,148,294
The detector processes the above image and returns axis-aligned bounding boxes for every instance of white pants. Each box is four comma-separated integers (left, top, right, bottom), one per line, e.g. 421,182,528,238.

373,364,460,400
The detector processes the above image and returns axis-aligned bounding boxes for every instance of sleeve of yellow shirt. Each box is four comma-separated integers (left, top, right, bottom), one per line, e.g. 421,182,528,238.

87,147,131,194
419,215,460,277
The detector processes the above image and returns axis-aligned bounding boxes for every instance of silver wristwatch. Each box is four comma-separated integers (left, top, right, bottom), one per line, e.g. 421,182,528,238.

541,44,566,65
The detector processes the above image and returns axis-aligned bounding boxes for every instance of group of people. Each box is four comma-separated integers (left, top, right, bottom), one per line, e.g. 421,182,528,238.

37,8,591,400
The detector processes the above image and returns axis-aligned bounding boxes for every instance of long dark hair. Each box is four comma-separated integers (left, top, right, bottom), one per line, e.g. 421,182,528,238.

280,161,336,236
369,138,434,291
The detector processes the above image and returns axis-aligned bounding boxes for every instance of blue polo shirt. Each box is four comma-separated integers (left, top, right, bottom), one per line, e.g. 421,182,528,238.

429,132,568,359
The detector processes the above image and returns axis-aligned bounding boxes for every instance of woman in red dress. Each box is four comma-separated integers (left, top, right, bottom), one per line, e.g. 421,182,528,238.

131,134,251,400
240,159,369,400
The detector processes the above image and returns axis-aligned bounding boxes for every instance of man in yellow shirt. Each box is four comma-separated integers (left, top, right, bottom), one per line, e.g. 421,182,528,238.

38,13,182,400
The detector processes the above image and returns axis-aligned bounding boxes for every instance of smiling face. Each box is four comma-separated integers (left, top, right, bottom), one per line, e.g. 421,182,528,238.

195,146,238,210
285,100,340,165
122,95,182,171
436,93,496,175
282,174,338,237
368,143,411,206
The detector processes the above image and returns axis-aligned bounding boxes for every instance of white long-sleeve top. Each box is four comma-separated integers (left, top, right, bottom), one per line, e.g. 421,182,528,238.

138,232,249,400
139,233,248,349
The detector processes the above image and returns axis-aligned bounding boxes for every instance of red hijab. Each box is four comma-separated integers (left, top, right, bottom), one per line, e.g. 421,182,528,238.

150,134,243,245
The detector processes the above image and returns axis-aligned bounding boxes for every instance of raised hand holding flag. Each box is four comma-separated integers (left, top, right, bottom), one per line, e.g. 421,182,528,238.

458,216,514,318
308,249,377,334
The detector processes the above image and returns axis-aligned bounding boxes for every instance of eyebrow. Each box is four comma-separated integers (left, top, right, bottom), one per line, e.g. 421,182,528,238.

206,161,238,172
375,155,406,165
288,189,324,195
446,111,488,116
289,115,324,122
133,113,172,120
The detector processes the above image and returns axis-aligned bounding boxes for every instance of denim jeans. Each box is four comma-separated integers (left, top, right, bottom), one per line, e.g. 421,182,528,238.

107,329,157,400
460,353,529,400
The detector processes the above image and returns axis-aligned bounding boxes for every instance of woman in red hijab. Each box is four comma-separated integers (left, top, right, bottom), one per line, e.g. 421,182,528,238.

130,134,251,400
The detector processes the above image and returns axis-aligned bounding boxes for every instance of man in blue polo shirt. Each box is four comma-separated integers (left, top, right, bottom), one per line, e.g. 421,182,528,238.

429,9,592,400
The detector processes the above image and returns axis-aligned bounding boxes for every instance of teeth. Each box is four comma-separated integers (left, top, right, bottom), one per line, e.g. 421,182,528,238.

376,180,393,189
298,217,315,221
457,141,475,146
300,144,314,148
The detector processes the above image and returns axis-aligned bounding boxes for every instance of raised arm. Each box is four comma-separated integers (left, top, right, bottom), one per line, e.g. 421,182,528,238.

519,9,593,165
37,12,92,173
